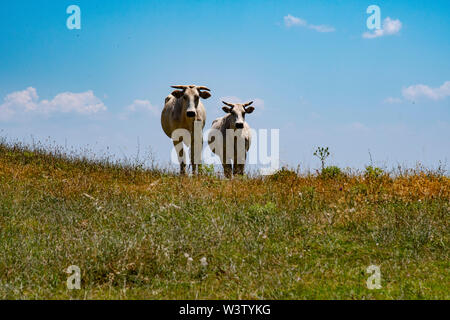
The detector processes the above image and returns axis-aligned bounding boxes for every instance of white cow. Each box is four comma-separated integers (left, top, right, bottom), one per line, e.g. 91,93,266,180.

161,85,211,174
208,101,254,178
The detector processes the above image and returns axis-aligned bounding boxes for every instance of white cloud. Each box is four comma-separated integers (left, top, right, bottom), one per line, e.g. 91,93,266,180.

363,17,402,39
284,14,307,28
119,99,159,120
39,91,106,114
284,14,335,33
126,99,159,115
308,24,335,33
402,81,450,101
1,87,39,116
384,97,403,104
0,87,106,121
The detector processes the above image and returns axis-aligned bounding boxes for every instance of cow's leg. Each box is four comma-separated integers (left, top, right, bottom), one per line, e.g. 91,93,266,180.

222,142,232,178
173,140,186,175
233,163,245,176
223,163,232,178
233,139,246,176
233,155,246,176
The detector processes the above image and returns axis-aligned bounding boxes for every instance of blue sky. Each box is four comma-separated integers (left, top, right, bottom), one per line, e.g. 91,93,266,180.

0,0,449,171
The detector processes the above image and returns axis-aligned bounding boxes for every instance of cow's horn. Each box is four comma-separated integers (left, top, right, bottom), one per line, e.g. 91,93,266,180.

222,101,235,107
171,85,188,90
196,86,211,91
243,101,254,107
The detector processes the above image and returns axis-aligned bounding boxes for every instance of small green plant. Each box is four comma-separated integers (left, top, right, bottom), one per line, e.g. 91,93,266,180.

248,201,277,216
321,166,342,179
300,186,316,200
351,183,369,195
198,164,215,176
365,166,384,179
313,146,330,170
270,166,298,181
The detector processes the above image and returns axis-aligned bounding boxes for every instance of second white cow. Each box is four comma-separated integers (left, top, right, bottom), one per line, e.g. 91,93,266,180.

208,101,255,178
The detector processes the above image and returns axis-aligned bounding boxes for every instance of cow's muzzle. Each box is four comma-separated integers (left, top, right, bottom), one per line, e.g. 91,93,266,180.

236,123,244,129
186,111,196,118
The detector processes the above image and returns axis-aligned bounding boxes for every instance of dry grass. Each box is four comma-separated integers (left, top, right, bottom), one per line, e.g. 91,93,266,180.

0,140,448,299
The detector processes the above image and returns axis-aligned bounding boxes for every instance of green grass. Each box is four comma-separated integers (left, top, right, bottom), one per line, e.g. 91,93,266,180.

0,141,448,299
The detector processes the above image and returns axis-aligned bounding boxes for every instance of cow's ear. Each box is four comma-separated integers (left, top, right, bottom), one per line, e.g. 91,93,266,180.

222,106,232,113
171,90,184,99
245,107,255,114
199,91,211,99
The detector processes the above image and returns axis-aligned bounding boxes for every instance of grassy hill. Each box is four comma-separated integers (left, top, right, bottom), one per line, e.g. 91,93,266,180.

0,140,448,299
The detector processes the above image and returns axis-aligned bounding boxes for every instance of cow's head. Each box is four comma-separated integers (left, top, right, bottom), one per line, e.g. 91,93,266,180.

221,101,254,129
171,85,211,118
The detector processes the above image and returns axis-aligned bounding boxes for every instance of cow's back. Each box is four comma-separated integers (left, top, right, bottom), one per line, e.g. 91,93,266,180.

161,95,177,138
